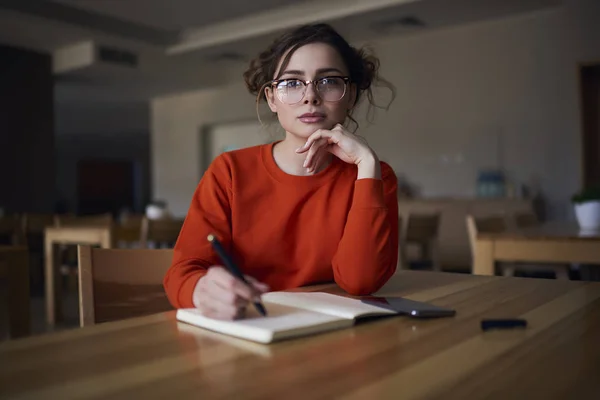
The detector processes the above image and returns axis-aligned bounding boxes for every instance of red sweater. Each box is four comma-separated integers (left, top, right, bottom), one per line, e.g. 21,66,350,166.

163,142,398,308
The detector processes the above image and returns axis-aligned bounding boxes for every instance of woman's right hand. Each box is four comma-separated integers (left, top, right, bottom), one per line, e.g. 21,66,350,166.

192,266,269,320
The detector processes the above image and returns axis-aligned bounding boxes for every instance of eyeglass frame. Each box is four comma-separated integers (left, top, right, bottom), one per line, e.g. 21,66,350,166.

269,76,352,104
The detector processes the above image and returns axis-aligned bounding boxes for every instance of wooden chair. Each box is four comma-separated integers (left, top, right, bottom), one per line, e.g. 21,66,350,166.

0,246,30,339
399,213,441,271
396,216,402,270
0,215,24,245
113,214,144,247
55,213,113,228
22,213,57,294
140,217,184,248
22,213,57,236
466,214,507,276
77,245,174,326
53,213,114,294
514,212,539,229
512,211,570,279
467,215,507,238
466,215,569,279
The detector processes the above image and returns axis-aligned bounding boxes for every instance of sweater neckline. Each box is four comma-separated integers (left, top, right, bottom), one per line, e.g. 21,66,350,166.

261,141,344,186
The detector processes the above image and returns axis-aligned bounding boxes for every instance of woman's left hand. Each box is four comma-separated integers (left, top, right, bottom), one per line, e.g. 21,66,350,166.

296,124,381,179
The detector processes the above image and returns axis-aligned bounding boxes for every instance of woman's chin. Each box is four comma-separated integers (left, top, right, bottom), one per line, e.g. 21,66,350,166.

288,121,336,138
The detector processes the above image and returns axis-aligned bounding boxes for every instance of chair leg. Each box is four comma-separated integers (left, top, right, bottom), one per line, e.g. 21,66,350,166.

398,243,407,270
502,264,516,277
430,241,441,272
554,265,570,280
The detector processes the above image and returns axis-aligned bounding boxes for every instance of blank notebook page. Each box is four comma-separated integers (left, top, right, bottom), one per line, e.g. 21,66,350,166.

261,292,397,319
176,303,349,343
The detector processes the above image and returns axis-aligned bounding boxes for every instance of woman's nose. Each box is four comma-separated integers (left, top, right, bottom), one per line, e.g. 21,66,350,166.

303,81,321,105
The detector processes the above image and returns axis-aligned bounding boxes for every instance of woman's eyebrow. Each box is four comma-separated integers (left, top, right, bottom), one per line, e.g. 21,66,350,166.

280,67,344,77
316,68,344,75
280,69,304,76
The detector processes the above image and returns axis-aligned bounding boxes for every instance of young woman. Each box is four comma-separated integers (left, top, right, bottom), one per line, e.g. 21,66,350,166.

163,23,399,320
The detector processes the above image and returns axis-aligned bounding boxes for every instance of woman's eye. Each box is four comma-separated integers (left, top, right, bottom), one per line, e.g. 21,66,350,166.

285,80,302,89
321,78,341,86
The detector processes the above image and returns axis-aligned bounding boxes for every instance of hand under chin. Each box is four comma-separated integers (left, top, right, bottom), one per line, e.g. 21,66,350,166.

296,121,338,136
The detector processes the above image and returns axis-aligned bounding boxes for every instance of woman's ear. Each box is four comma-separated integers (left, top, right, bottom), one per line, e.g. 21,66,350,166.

265,86,277,113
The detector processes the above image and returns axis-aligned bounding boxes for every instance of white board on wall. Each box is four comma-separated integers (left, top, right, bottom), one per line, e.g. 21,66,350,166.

200,119,275,174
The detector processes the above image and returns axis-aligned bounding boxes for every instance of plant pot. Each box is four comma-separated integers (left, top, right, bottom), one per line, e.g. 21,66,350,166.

146,204,169,220
574,200,600,231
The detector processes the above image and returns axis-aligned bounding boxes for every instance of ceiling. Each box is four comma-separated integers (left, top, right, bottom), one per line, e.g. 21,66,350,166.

0,0,563,109
53,0,311,31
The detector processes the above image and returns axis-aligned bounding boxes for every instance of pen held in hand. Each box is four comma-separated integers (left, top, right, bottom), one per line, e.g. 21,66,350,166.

207,234,268,317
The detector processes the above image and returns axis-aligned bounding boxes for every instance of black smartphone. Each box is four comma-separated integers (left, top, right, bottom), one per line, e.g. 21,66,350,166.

361,296,456,318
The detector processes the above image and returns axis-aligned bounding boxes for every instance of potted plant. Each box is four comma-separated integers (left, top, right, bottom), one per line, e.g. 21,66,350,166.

145,200,170,220
572,185,600,231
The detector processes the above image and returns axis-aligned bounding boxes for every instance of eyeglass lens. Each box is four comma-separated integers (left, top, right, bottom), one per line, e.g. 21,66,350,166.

275,77,347,104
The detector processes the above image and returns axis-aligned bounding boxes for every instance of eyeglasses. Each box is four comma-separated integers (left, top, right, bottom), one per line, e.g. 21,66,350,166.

270,76,350,105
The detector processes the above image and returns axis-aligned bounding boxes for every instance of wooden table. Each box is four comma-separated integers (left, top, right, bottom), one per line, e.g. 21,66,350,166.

44,227,112,326
472,223,600,276
0,246,30,339
2,271,600,399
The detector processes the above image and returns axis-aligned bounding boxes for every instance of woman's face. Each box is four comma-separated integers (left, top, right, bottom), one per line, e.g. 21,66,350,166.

266,43,356,139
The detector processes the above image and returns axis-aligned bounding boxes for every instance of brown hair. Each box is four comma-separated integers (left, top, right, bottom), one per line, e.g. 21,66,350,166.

243,23,395,131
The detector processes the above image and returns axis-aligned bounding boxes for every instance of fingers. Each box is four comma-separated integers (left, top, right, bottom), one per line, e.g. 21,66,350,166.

297,133,325,155
246,275,270,293
327,144,347,161
205,278,249,307
192,266,270,320
207,266,255,300
199,299,246,320
332,123,345,132
308,147,328,174
205,285,248,319
296,128,342,154
194,277,247,320
302,137,327,170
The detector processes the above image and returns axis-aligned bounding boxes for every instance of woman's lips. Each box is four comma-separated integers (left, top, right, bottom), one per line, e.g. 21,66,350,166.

298,113,326,123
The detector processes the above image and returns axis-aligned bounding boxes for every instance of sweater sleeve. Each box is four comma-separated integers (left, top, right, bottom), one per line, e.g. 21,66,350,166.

163,155,233,308
331,162,399,295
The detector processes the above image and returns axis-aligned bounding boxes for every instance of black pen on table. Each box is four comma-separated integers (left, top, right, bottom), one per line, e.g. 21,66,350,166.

207,234,268,316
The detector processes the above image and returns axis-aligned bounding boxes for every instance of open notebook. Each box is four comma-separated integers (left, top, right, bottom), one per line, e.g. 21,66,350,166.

176,292,398,344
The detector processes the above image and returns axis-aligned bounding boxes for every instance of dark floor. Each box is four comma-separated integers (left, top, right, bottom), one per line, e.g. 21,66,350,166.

0,281,80,342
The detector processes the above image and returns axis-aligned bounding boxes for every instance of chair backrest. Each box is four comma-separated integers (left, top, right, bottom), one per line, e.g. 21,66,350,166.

466,215,507,258
22,213,57,234
514,212,538,228
0,215,24,245
474,215,507,233
402,213,441,243
113,214,144,245
140,217,184,248
77,245,174,326
56,213,113,228
0,245,30,338
119,214,145,228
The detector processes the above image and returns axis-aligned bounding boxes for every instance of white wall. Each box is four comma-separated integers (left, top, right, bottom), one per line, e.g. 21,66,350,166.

151,3,600,219
358,7,580,220
204,119,269,167
151,84,268,215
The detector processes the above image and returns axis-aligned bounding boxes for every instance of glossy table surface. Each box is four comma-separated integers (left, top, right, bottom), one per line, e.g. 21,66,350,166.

2,270,600,399
477,222,600,241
